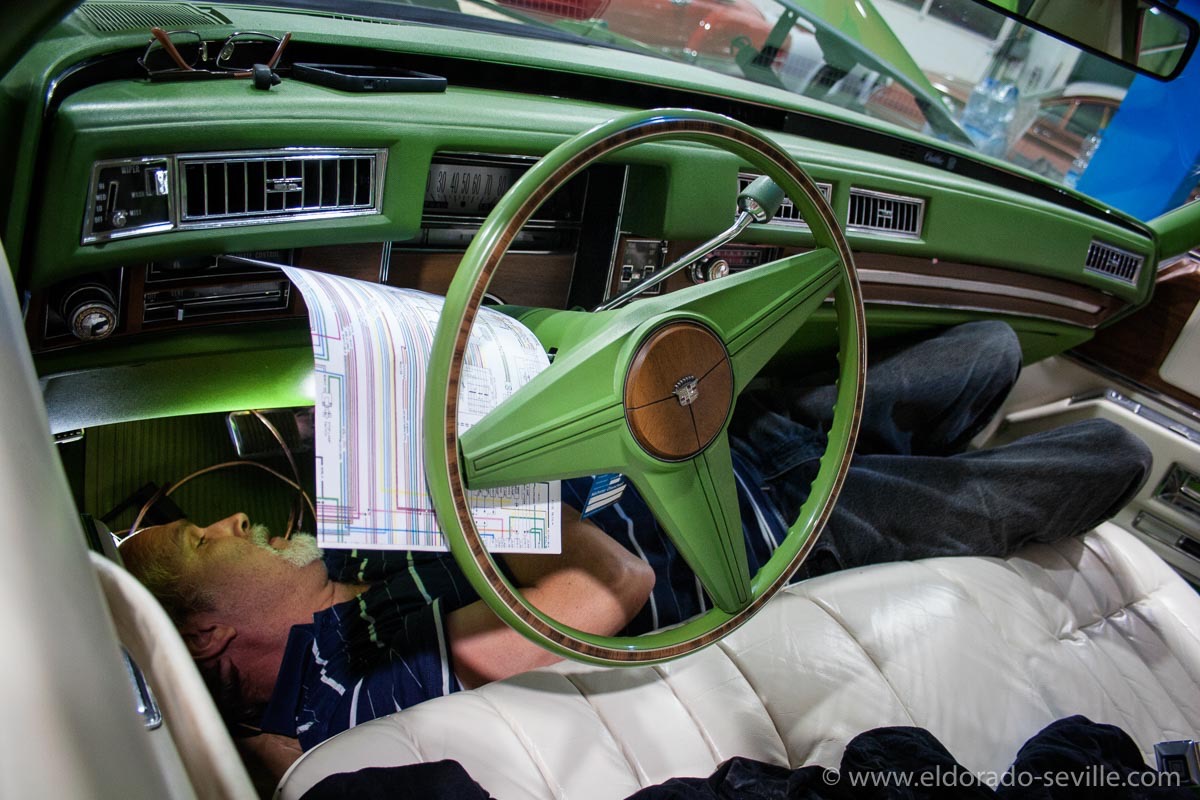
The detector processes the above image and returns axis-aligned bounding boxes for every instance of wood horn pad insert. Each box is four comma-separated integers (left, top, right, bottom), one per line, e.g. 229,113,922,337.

624,321,733,461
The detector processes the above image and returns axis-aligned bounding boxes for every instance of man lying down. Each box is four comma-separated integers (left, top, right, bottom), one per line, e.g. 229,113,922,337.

118,319,1152,782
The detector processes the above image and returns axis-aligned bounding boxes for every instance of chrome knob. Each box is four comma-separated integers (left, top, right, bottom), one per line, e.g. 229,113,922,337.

707,259,730,281
690,258,731,284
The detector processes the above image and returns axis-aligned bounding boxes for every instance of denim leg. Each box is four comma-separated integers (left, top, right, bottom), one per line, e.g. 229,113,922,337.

773,419,1152,578
772,320,1022,456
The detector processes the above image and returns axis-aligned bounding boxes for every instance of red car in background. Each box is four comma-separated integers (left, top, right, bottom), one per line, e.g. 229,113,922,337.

498,0,782,63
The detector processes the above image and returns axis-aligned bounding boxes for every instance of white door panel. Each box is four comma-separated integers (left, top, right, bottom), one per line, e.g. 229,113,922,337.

1160,301,1200,397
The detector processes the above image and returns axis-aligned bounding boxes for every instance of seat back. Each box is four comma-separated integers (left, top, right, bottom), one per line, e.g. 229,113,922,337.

92,554,257,799
277,523,1200,799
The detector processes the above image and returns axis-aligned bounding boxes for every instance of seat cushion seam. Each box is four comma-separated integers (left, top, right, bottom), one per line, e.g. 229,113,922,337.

803,594,920,727
561,672,648,787
713,639,790,762
1037,537,1190,738
651,663,721,764
1113,598,1200,731
474,690,564,799
1069,541,1200,731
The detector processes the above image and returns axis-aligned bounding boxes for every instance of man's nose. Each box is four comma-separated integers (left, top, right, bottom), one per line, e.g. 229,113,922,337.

208,512,251,539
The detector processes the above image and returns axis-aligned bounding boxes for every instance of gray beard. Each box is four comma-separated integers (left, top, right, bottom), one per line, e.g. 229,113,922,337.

247,524,322,568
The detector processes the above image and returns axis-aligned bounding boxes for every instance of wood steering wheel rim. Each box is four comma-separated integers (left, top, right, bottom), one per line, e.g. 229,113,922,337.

424,108,866,666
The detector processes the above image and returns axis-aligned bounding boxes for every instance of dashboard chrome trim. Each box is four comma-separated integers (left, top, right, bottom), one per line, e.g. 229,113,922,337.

858,268,1104,313
81,147,386,244
846,187,925,239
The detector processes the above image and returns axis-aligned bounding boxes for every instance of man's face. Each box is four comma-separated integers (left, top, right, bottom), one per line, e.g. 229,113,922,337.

130,513,323,611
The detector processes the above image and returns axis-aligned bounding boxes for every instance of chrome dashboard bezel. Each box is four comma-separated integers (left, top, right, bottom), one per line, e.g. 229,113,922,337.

81,147,387,245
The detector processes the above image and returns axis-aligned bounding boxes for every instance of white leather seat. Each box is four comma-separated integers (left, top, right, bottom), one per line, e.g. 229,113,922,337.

277,523,1200,799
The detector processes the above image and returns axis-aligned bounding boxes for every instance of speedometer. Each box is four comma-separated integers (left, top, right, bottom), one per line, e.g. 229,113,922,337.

424,161,518,217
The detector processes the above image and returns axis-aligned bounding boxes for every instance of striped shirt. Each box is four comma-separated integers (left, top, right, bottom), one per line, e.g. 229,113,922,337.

259,453,791,749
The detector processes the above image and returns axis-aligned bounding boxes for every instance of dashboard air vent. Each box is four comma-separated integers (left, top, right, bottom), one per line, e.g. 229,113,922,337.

1084,240,1143,285
179,149,384,226
77,2,227,32
847,188,924,238
737,173,832,228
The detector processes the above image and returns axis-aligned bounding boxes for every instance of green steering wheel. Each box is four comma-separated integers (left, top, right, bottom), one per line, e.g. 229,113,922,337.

425,108,866,666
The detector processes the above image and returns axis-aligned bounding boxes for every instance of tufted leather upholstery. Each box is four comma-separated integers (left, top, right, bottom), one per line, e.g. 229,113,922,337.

276,523,1200,799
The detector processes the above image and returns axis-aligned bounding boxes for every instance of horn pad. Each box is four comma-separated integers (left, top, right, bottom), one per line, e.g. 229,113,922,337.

624,321,733,461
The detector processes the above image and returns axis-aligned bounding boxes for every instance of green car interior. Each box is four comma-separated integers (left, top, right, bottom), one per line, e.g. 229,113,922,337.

4,0,1200,796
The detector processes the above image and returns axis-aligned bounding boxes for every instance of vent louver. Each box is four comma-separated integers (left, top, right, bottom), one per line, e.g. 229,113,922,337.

330,13,398,25
847,188,924,238
737,173,832,228
179,150,384,226
77,2,227,32
1084,240,1143,285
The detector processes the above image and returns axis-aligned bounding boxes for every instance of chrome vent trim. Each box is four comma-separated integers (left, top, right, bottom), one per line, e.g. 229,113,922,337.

1084,240,1143,285
737,172,832,228
847,188,924,238
179,149,384,227
77,2,227,32
82,148,386,244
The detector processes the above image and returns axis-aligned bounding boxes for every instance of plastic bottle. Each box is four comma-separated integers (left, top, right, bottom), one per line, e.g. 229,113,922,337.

961,78,1019,157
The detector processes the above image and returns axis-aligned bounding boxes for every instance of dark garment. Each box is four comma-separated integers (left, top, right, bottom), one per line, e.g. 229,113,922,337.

300,717,1191,800
258,571,463,750
630,716,1191,800
729,320,1152,577
302,760,495,800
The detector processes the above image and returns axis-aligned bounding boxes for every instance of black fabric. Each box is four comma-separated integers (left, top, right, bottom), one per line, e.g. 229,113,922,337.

300,759,495,800
627,728,992,800
996,716,1184,800
298,717,1195,800
628,717,1191,800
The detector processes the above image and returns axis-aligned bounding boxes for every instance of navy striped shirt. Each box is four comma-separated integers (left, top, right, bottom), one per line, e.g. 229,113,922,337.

259,455,791,749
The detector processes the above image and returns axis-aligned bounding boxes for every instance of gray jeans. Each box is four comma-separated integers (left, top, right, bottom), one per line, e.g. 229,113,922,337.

730,320,1153,578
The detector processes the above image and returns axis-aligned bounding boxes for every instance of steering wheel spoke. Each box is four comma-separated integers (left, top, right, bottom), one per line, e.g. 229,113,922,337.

461,327,629,488
666,248,842,394
630,435,750,613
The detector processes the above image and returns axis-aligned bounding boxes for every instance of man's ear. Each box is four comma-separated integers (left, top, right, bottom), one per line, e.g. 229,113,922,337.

179,619,236,660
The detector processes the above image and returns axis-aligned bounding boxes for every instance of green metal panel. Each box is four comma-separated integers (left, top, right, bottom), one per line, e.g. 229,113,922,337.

1149,199,1200,260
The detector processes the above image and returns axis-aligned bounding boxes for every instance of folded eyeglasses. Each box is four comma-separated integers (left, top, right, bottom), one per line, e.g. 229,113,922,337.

138,27,292,80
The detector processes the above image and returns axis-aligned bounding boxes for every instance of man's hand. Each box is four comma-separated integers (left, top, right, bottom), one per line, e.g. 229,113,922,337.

446,506,655,688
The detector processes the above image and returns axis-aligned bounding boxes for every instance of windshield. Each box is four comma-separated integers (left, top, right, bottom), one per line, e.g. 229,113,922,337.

209,0,1195,220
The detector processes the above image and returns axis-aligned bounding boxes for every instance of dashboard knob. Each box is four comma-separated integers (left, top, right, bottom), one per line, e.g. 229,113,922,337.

60,283,118,342
690,257,732,284
110,209,128,228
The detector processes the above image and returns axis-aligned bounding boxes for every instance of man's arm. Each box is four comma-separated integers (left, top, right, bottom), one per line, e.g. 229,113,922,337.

446,505,655,688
